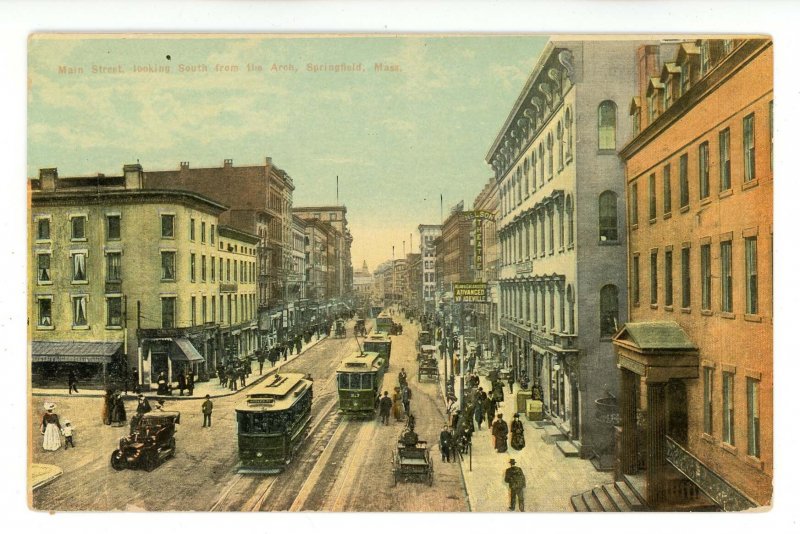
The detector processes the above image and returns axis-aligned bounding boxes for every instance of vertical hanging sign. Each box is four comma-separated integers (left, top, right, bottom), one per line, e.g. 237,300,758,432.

474,217,484,271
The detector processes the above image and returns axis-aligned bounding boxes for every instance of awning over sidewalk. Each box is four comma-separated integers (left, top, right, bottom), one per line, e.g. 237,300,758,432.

31,340,122,364
171,338,205,363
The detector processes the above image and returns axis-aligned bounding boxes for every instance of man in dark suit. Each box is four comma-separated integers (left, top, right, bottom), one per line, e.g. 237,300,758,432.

504,459,526,511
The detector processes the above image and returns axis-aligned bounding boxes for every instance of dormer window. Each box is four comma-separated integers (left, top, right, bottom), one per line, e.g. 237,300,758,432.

646,78,664,124
629,97,641,137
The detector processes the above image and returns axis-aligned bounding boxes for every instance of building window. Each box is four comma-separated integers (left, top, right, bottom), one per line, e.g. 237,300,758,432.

663,164,672,215
719,128,731,191
211,255,216,282
211,296,216,323
566,196,574,247
648,173,657,221
681,246,691,308
190,253,196,282
600,284,619,338
37,253,51,283
161,214,175,238
72,295,88,327
567,285,575,334
747,377,760,457
161,251,176,281
597,191,618,242
106,296,122,327
210,224,215,244
106,252,122,282
38,297,53,327
71,216,86,240
190,218,196,241
37,218,51,240
548,209,554,254
565,108,573,160
722,371,735,446
679,153,689,208
701,244,712,311
106,215,121,240
538,144,545,187
703,367,714,435
598,100,617,150
700,40,711,75
226,259,231,282
632,254,640,306
557,121,564,171
161,297,176,328
699,141,710,199
72,252,87,282
665,249,673,307
234,259,238,282
202,296,207,324
191,296,196,326
201,254,207,282
743,113,756,182
650,250,658,305
745,237,758,314
201,221,206,243
721,240,733,313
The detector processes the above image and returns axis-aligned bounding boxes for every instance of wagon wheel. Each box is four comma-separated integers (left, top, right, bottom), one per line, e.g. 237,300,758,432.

110,451,126,471
168,438,176,458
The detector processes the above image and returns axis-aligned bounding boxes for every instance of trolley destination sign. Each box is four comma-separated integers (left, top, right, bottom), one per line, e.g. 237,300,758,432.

452,282,489,303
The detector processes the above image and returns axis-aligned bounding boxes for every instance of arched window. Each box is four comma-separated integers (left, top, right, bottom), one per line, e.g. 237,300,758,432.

548,206,555,254
567,284,575,334
557,121,564,171
599,191,618,242
547,133,554,178
565,107,573,160
600,284,619,338
566,195,575,247
523,159,529,196
538,143,545,186
517,168,522,202
531,153,537,191
598,100,617,150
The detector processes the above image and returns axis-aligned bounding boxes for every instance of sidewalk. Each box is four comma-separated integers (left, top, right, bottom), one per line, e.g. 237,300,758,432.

428,345,611,511
31,333,328,401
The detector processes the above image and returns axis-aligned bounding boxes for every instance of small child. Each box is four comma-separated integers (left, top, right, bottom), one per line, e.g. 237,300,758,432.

62,420,75,448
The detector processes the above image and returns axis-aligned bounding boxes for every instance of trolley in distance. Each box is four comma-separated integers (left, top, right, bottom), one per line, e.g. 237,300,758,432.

336,351,386,418
363,332,392,366
235,372,313,474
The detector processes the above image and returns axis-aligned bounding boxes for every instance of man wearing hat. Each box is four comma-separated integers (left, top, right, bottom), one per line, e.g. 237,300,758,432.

504,458,526,511
201,394,214,427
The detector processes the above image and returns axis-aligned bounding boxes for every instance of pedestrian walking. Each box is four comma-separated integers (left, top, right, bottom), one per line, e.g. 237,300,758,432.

61,420,75,449
110,391,127,427
401,385,411,416
398,368,408,388
131,367,140,394
379,391,392,425
511,413,526,450
101,389,113,425
504,459,526,511
201,394,214,427
187,371,195,396
218,366,227,388
156,372,169,395
177,371,187,396
258,353,265,374
392,387,404,421
508,374,515,394
486,395,496,425
67,370,79,394
491,413,509,453
474,393,485,430
239,365,247,388
439,425,452,462
40,402,62,451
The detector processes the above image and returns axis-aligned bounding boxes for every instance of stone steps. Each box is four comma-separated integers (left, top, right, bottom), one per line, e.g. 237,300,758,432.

570,479,647,512
556,440,580,457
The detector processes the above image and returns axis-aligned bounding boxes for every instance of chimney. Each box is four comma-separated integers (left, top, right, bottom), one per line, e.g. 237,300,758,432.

38,168,58,191
180,161,190,170
265,156,272,166
123,163,143,190
224,159,233,168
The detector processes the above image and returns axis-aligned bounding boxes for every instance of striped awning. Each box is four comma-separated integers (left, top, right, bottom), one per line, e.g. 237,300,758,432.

31,340,123,363
172,338,204,363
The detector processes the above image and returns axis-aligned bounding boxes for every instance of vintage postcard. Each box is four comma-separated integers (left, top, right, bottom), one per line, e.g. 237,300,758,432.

27,33,772,513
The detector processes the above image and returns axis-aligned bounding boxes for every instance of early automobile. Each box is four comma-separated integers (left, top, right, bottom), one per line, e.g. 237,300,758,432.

354,318,367,336
110,411,180,472
334,319,347,338
417,345,439,382
391,429,433,486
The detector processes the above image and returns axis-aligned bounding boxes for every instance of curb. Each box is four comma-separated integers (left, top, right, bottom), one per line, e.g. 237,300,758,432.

31,335,328,401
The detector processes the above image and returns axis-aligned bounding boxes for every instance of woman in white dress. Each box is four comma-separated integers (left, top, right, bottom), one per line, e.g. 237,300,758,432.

40,402,62,451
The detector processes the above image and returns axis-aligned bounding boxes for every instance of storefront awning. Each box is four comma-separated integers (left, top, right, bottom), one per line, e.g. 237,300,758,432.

172,338,205,363
31,340,122,364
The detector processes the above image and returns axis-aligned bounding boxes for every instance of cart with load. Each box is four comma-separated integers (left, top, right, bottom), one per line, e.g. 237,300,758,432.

391,432,433,486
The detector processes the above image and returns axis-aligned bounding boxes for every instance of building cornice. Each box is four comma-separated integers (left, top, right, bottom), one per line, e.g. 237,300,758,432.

620,39,771,162
30,188,230,214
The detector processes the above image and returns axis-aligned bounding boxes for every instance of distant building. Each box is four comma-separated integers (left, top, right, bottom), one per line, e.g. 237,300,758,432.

615,38,772,510
471,178,500,351
418,224,442,311
293,206,353,298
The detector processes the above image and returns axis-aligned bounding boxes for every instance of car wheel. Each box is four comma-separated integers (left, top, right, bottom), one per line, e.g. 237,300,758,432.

143,451,157,472
168,438,176,458
110,451,126,471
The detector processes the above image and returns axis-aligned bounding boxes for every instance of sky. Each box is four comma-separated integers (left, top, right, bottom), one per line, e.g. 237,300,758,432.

27,34,548,270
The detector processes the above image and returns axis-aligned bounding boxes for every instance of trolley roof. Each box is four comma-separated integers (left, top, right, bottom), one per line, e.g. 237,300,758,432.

365,332,390,341
235,373,312,412
336,351,384,373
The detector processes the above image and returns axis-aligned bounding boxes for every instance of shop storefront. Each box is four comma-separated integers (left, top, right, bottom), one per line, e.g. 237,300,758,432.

31,340,125,389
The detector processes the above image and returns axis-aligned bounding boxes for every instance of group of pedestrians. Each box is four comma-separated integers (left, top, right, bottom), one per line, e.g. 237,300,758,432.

217,361,251,391
39,402,75,452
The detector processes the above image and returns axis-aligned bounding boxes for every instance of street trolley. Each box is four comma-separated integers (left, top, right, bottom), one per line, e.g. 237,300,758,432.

375,312,394,334
334,319,347,338
235,373,313,473
336,351,386,418
363,332,393,366
417,345,439,382
391,430,433,486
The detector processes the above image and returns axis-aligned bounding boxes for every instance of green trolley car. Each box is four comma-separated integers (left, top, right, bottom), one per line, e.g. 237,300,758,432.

375,312,394,334
363,332,392,366
336,351,386,418
235,373,313,473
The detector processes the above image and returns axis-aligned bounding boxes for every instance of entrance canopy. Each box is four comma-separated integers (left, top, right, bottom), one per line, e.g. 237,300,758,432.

172,338,205,363
613,321,699,383
31,340,122,364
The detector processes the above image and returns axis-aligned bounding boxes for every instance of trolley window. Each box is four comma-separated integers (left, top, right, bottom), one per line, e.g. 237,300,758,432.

338,372,374,390
237,412,289,434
